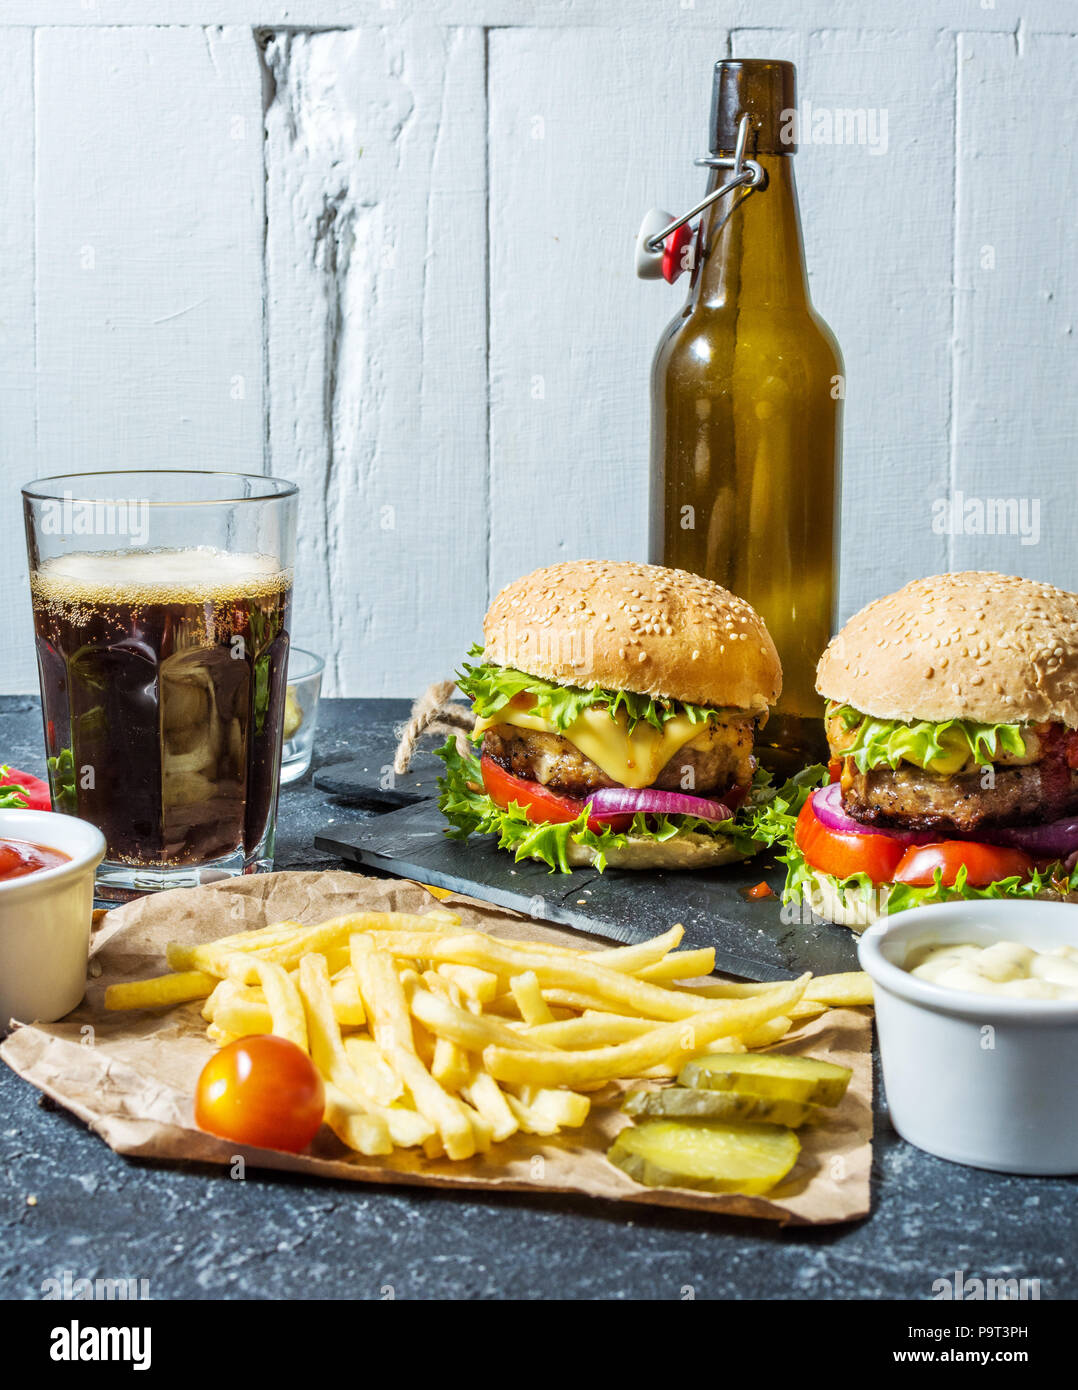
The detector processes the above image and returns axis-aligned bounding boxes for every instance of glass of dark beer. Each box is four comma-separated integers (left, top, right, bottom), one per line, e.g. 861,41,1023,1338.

22,471,297,895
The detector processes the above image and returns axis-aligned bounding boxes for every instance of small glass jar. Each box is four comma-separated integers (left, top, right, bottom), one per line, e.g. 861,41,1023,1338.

280,648,325,785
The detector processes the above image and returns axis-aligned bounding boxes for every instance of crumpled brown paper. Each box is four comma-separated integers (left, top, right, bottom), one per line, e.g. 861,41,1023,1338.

0,871,873,1223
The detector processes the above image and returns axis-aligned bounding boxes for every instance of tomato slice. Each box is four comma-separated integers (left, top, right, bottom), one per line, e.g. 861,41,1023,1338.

827,757,843,784
794,793,906,885
893,841,1034,888
195,1035,325,1153
479,756,630,833
481,756,584,824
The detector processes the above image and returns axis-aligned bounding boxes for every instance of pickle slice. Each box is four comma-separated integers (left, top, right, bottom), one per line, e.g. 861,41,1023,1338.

678,1053,852,1108
623,1087,819,1127
608,1120,800,1195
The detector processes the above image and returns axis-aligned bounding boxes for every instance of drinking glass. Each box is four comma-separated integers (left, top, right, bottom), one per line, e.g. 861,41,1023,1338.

22,471,297,895
280,648,324,785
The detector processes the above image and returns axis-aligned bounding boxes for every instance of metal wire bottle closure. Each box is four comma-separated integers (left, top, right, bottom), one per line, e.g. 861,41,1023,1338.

644,115,767,253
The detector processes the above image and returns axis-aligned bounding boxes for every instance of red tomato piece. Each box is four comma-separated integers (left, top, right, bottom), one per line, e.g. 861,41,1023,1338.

0,767,52,812
794,793,906,885
195,1035,325,1153
480,756,630,833
892,841,1034,888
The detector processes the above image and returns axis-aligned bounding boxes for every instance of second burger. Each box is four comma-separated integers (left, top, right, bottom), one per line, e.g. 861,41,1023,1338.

787,571,1078,925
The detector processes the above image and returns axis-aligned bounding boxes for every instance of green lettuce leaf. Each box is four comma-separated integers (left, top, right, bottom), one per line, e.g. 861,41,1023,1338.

435,737,823,874
457,644,736,734
436,736,628,872
827,701,1028,773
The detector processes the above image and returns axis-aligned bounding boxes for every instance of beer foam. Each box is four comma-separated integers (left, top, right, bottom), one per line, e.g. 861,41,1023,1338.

32,547,291,606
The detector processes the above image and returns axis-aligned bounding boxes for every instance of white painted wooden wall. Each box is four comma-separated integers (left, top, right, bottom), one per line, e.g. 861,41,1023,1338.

2,2,1076,696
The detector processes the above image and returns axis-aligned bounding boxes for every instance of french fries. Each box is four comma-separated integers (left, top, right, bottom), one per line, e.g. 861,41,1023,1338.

105,970,217,1011
106,902,872,1167
461,1070,519,1142
227,955,308,1052
509,971,556,1026
521,1012,656,1050
636,948,717,983
350,934,484,1160
437,963,498,1006
297,953,433,1150
408,984,558,1054
483,978,809,1087
591,924,685,973
689,971,874,1007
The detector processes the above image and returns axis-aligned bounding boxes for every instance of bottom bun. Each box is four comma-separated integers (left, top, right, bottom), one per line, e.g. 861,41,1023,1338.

564,831,750,871
803,869,1078,934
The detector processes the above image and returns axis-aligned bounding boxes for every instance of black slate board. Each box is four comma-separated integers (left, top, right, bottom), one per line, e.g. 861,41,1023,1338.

314,750,446,808
315,798,858,982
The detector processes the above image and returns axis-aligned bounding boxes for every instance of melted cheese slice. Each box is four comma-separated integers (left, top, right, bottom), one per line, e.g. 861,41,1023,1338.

472,706,708,789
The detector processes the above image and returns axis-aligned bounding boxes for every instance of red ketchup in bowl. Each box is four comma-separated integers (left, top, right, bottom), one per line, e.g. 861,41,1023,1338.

0,838,70,882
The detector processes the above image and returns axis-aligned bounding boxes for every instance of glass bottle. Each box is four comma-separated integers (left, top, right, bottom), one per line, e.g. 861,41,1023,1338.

649,59,842,770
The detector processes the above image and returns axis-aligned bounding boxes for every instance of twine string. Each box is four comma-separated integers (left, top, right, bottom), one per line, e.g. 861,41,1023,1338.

392,679,475,775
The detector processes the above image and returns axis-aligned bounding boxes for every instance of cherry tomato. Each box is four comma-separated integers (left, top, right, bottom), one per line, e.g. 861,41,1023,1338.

893,841,1034,888
480,756,630,832
0,767,52,812
195,1035,325,1153
794,794,907,885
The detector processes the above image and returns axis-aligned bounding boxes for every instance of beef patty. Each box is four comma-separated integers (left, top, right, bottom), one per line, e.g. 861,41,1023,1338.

481,717,755,799
842,756,1078,834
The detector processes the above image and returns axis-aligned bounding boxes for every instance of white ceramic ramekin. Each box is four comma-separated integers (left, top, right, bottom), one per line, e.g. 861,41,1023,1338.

0,808,106,1026
859,899,1078,1175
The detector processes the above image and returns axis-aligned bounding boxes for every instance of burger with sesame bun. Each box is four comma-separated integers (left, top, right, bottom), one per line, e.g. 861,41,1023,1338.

437,560,816,872
769,572,1078,927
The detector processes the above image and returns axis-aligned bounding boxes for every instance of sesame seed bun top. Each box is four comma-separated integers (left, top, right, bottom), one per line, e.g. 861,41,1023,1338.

482,559,781,713
816,571,1078,727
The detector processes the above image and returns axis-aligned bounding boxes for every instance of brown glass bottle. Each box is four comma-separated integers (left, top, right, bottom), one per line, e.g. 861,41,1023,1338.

649,60,841,771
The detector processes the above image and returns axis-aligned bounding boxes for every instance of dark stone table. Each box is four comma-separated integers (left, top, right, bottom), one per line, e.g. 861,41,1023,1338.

0,696,1073,1301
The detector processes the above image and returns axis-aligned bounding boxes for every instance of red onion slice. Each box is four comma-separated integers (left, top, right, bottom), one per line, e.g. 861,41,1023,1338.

813,784,1078,861
586,786,734,824
978,817,1078,859
811,783,935,846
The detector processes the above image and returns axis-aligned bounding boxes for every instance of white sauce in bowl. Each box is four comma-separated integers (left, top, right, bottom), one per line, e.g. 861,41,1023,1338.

906,939,1078,1000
